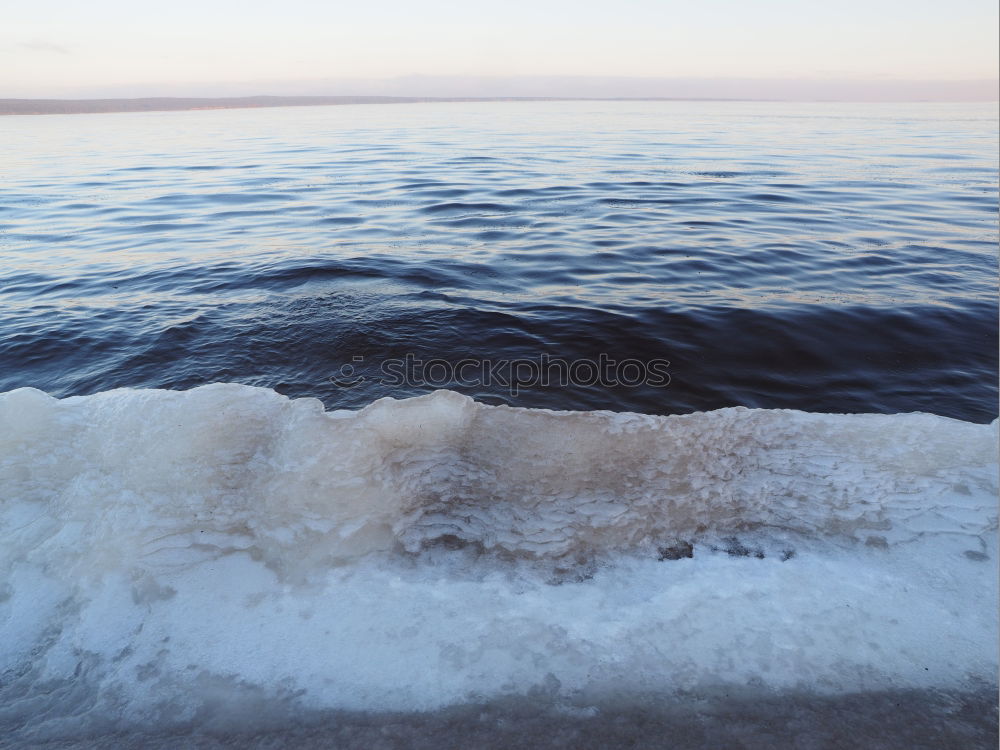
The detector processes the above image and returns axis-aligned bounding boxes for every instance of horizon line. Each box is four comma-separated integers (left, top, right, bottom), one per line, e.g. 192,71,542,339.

3,93,999,117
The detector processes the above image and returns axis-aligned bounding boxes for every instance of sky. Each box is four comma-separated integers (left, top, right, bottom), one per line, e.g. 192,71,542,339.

2,0,998,99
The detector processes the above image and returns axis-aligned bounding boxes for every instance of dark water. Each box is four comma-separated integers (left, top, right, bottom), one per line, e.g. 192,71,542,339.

1,101,997,420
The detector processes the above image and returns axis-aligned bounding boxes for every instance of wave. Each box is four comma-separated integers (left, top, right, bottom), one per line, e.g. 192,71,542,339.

0,385,996,741
3,384,994,564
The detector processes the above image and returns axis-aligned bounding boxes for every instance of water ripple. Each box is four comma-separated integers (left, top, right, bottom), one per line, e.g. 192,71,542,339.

0,101,996,419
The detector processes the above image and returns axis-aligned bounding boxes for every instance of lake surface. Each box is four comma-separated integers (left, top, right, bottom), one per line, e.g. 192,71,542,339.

1,101,997,419
0,102,997,748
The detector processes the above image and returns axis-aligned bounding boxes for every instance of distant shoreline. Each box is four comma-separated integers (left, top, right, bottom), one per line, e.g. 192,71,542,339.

3,94,994,116
0,95,754,116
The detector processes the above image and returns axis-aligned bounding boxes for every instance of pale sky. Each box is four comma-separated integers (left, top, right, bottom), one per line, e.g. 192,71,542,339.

2,0,998,99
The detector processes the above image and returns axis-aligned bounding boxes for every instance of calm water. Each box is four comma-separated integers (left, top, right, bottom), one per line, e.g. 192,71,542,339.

1,101,997,420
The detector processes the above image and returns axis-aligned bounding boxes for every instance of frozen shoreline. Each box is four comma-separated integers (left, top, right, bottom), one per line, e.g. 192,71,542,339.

1,384,996,743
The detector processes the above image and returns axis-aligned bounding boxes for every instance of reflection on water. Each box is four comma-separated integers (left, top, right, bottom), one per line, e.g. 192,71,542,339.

0,101,996,419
